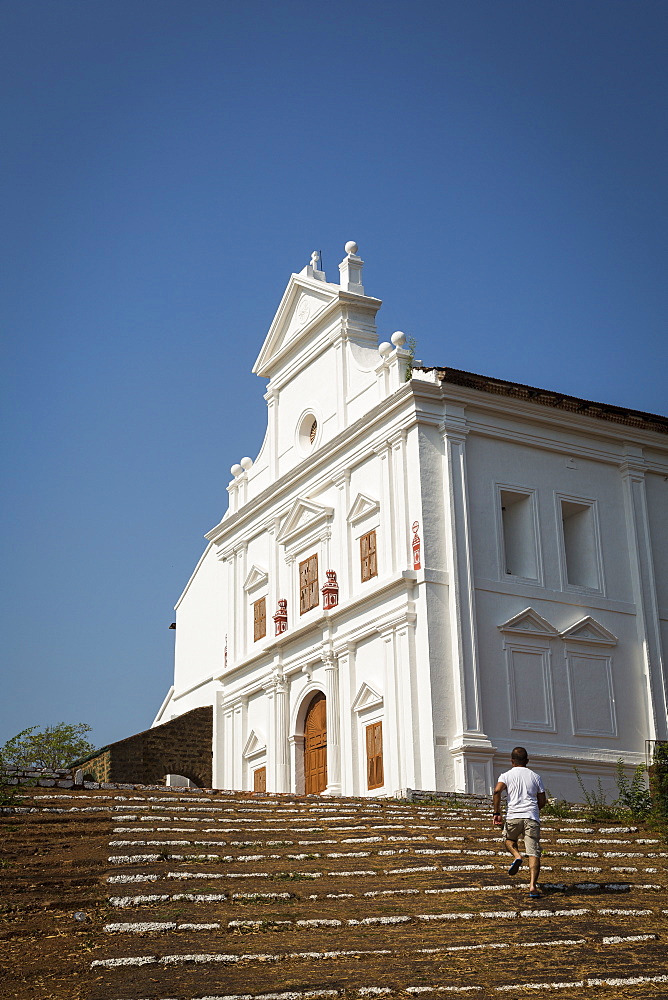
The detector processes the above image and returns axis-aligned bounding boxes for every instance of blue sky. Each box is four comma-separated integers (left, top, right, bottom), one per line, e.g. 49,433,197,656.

1,1,666,750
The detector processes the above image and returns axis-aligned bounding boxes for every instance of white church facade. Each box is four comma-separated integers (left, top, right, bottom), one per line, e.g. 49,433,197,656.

154,243,668,800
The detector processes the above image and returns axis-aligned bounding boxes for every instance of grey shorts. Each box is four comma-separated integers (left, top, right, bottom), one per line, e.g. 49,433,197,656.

502,818,541,857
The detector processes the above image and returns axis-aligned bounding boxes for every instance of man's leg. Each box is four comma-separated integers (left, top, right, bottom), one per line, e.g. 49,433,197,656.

528,854,541,892
503,819,523,875
524,821,541,895
505,837,521,861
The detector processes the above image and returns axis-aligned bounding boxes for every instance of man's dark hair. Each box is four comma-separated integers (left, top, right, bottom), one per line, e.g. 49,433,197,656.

511,746,529,766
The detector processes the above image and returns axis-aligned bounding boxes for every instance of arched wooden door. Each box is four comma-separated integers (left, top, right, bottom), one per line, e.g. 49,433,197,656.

304,692,327,794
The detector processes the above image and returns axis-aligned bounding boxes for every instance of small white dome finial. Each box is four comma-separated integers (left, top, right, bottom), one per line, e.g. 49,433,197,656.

391,331,406,347
240,456,253,471
378,341,392,357
344,241,358,255
231,463,243,478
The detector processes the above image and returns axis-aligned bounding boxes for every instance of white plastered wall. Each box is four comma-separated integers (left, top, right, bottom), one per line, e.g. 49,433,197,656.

174,545,226,694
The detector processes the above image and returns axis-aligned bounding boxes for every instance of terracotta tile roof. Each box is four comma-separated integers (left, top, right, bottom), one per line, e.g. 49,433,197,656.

423,366,668,435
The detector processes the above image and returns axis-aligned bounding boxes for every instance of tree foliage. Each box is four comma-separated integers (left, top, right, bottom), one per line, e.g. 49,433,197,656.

0,723,96,770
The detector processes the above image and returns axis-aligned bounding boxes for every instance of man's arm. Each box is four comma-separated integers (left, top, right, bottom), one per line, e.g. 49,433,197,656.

537,790,546,810
492,781,506,821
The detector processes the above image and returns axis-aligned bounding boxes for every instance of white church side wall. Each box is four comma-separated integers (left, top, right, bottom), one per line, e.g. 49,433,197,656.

173,545,226,696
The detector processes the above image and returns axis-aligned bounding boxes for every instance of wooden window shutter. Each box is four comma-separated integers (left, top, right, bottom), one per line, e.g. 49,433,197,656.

253,597,266,641
368,529,377,579
299,554,319,614
361,530,378,582
366,721,384,789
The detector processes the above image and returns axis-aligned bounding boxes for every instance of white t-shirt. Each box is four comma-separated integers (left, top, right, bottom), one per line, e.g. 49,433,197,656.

498,766,545,822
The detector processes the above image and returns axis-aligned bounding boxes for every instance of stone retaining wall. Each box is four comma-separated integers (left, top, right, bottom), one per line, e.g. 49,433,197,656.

2,766,77,788
397,787,490,806
73,706,213,787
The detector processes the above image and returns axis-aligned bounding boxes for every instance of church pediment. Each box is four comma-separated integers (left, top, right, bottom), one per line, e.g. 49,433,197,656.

242,729,267,759
498,608,559,637
347,492,380,525
560,616,617,646
351,682,383,713
276,498,334,547
252,273,339,378
243,565,268,593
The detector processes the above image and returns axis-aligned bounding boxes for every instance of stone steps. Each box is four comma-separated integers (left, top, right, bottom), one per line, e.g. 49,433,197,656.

2,786,666,999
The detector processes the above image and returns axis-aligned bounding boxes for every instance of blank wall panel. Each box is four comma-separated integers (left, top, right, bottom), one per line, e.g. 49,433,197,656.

567,653,617,737
506,646,555,731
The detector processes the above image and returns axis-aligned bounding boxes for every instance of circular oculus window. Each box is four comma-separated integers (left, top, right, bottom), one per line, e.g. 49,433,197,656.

298,412,319,452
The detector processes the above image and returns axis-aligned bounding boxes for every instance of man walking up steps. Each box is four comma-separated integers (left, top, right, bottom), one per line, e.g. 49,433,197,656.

492,746,546,899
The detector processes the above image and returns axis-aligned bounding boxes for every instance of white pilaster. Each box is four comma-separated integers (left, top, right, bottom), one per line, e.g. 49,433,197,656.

333,470,352,598
274,674,290,792
442,407,494,792
237,543,248,660
323,646,342,795
374,442,394,577
225,552,238,667
264,385,279,481
233,702,243,789
380,628,402,792
390,430,408,573
223,708,234,788
332,329,349,431
289,734,305,795
620,447,668,739
336,642,355,793
212,687,225,789
396,617,420,788
263,679,277,792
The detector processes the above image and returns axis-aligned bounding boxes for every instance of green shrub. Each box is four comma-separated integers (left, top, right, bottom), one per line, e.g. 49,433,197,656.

542,791,571,818
614,758,651,818
573,767,619,822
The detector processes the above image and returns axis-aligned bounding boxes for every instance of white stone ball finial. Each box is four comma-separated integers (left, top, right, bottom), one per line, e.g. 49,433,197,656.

391,330,406,347
378,341,392,357
240,456,253,471
344,241,358,255
231,463,243,478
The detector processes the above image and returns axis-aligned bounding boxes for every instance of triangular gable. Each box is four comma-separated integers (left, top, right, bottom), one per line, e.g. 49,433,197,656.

351,682,383,713
242,729,267,759
174,542,215,610
252,272,340,378
498,608,559,637
560,616,618,646
347,492,380,525
243,565,268,593
276,497,334,546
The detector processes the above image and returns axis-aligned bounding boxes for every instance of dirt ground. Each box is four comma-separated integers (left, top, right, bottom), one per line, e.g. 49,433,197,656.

1,785,666,1000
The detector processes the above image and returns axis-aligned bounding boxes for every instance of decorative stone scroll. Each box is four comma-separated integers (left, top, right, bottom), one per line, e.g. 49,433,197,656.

321,570,339,610
273,599,288,636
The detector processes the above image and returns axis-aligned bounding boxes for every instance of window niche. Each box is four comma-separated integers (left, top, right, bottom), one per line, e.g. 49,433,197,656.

243,565,269,649
360,529,378,583
557,494,603,593
299,553,319,614
365,721,384,790
253,596,266,642
497,486,541,583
